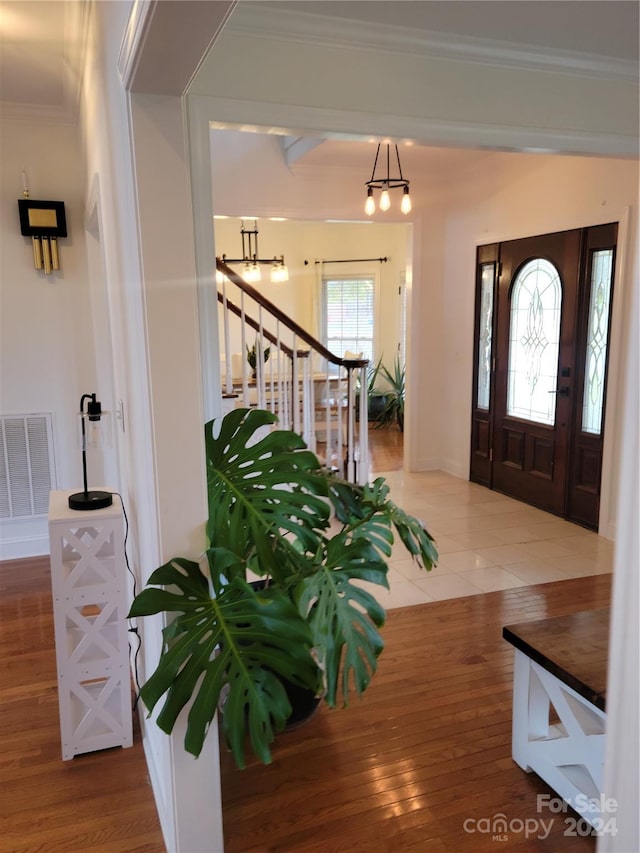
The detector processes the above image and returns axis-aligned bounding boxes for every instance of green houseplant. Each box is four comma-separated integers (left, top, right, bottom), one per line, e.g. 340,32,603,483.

128,408,437,768
376,354,405,431
355,355,387,422
246,339,270,377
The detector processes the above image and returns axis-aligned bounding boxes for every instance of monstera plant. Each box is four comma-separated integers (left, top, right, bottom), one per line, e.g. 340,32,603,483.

128,408,437,768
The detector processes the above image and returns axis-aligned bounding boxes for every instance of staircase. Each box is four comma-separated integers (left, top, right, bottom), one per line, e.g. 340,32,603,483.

217,258,370,483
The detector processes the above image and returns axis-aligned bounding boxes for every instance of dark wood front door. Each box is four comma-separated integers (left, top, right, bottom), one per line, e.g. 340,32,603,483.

470,224,617,529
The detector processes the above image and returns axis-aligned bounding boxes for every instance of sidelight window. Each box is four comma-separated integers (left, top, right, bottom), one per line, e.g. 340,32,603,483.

582,250,614,435
476,263,495,411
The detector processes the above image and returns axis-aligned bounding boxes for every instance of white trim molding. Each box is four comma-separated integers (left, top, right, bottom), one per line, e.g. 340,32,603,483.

117,0,157,89
226,5,638,83
203,96,638,160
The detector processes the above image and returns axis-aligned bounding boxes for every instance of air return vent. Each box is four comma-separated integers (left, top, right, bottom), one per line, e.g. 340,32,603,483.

0,414,56,519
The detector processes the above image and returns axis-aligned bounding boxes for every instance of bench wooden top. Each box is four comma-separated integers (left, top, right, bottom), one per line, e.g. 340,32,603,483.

503,608,609,712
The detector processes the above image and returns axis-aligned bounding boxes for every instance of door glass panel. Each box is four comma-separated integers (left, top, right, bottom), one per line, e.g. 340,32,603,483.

507,258,562,425
476,263,494,411
582,249,613,435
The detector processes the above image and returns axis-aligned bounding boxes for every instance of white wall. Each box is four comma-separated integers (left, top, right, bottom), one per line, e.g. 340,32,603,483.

129,92,223,853
80,4,177,849
437,152,638,537
600,220,639,852
0,118,100,557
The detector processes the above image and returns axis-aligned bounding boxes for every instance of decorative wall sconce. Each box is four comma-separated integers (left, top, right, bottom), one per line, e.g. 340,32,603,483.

365,143,412,216
219,220,289,283
68,393,113,511
18,172,67,275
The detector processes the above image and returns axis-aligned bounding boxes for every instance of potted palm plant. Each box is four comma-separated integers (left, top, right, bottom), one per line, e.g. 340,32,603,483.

376,354,405,431
128,407,437,768
355,355,387,422
246,339,270,379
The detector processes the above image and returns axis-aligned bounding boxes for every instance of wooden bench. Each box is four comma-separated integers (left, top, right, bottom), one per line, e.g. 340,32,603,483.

503,609,609,828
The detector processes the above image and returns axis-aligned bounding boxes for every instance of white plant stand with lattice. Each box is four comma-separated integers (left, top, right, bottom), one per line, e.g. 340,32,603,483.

48,490,133,760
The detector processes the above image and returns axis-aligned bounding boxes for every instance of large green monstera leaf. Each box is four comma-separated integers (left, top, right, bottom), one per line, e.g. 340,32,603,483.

295,536,389,708
204,408,331,585
329,476,439,569
295,476,437,707
128,552,320,768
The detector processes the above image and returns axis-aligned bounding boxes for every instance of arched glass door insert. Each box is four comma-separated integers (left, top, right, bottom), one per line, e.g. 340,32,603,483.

507,259,562,426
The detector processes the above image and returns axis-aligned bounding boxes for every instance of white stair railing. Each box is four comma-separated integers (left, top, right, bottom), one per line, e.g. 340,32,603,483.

216,259,369,484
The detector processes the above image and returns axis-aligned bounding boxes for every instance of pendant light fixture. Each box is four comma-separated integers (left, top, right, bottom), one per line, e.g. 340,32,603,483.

220,221,289,283
365,143,411,216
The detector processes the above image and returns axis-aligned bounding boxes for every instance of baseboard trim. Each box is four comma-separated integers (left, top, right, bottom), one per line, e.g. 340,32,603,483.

410,456,441,472
439,458,470,480
0,534,49,561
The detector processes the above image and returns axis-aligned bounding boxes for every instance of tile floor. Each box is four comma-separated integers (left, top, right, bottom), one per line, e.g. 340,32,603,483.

355,469,614,610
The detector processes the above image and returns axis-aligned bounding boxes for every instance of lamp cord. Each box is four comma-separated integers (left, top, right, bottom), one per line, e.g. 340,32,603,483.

110,491,142,711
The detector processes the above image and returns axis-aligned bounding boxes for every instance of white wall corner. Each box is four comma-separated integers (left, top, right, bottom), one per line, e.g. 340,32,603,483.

410,456,446,473
0,519,50,560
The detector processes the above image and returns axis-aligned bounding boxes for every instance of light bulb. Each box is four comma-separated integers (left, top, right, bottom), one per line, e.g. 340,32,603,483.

244,262,261,283
401,187,412,214
379,189,391,211
365,189,375,216
271,262,289,283
87,421,102,449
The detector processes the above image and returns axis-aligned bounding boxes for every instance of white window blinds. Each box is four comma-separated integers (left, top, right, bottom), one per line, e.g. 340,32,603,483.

322,276,375,361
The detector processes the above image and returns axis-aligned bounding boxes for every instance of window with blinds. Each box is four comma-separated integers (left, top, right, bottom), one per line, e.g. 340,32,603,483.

321,275,375,362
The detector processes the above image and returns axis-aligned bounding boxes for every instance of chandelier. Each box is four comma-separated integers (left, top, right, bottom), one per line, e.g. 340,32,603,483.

220,221,288,283
365,143,411,216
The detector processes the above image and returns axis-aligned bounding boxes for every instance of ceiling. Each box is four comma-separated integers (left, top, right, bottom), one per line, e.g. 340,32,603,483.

253,1,639,61
1,0,637,121
0,0,89,122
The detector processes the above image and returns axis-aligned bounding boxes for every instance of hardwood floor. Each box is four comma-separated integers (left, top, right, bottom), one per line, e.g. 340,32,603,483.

316,423,403,477
368,424,403,473
220,574,610,852
0,557,164,853
1,553,610,851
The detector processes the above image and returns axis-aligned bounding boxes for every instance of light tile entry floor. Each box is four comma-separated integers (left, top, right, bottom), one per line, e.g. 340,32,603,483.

354,469,614,610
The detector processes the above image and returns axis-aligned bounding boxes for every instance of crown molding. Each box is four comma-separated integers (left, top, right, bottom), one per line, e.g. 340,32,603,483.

0,0,91,125
0,102,76,124
225,5,637,83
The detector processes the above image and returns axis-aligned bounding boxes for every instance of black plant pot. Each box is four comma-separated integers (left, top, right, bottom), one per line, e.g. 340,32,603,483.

369,394,389,422
282,679,321,729
356,393,388,422
247,580,321,729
